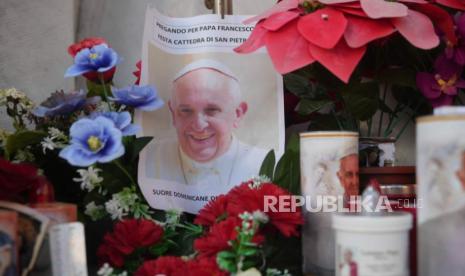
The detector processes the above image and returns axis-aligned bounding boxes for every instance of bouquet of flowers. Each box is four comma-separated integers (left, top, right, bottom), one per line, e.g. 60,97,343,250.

0,37,303,275
0,37,164,219
96,177,302,276
236,0,465,138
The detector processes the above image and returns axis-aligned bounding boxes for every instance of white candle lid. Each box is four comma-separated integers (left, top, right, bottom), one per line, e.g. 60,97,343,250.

332,212,413,232
434,106,465,115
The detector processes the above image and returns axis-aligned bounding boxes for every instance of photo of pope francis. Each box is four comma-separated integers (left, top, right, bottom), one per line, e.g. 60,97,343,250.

150,59,269,188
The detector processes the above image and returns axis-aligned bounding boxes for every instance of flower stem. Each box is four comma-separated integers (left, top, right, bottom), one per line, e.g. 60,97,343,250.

367,118,373,137
113,160,137,186
378,84,388,137
99,74,113,111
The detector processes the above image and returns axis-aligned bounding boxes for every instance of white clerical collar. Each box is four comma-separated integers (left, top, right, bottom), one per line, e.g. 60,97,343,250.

178,136,239,186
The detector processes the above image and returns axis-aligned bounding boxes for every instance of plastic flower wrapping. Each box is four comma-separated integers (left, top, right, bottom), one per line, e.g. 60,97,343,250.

237,0,465,139
0,37,303,275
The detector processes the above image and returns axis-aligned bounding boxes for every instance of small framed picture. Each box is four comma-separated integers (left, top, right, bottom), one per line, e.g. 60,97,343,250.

0,210,18,276
0,201,49,276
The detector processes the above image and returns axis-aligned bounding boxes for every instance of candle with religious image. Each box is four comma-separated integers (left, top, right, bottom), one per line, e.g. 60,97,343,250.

417,107,465,276
332,184,413,276
300,131,359,275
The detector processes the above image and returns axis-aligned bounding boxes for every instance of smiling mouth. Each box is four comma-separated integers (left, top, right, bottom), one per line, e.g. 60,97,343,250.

189,133,215,141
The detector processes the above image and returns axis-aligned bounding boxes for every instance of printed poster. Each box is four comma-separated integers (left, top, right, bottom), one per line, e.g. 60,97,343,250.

136,6,285,214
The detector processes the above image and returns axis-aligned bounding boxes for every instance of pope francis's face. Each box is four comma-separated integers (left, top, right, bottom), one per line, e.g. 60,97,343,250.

337,154,359,196
169,68,247,163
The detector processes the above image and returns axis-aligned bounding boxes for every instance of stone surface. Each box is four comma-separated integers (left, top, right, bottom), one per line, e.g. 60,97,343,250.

0,0,76,130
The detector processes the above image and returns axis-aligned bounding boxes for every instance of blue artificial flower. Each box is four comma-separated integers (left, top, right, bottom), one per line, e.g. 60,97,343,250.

90,111,140,136
64,44,120,78
109,85,164,111
32,90,100,117
59,116,125,167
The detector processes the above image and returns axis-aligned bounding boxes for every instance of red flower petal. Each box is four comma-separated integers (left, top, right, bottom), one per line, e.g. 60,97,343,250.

97,219,164,267
308,40,366,83
262,11,300,31
0,159,44,202
411,3,457,45
68,37,107,57
318,0,359,4
436,0,465,10
399,0,427,3
135,257,187,276
194,194,229,227
391,9,439,50
344,16,395,48
226,182,303,237
334,7,368,17
265,19,315,74
194,217,240,258
234,22,268,54
243,0,299,24
187,257,228,276
360,0,408,19
298,7,348,49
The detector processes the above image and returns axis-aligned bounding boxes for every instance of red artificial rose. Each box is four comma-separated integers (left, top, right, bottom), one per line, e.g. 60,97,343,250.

194,217,240,258
68,37,107,57
194,194,229,227
134,256,187,276
67,37,116,83
227,182,303,237
97,219,164,267
133,60,142,85
186,257,229,276
0,158,49,203
97,243,125,268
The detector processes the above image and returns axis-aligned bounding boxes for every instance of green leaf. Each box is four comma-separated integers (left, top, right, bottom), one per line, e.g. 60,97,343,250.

296,99,333,115
217,251,237,273
86,80,112,98
273,152,291,191
286,133,300,153
284,73,311,98
149,242,171,256
259,150,275,180
129,136,153,162
342,82,379,121
217,251,236,259
238,247,258,257
5,130,47,159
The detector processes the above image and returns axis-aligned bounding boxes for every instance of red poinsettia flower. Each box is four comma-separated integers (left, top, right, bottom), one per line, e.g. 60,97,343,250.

434,0,465,10
194,194,229,227
194,217,241,258
236,0,444,83
67,37,116,83
134,256,187,276
227,182,303,237
0,158,50,203
97,219,164,267
133,60,142,85
186,257,228,276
